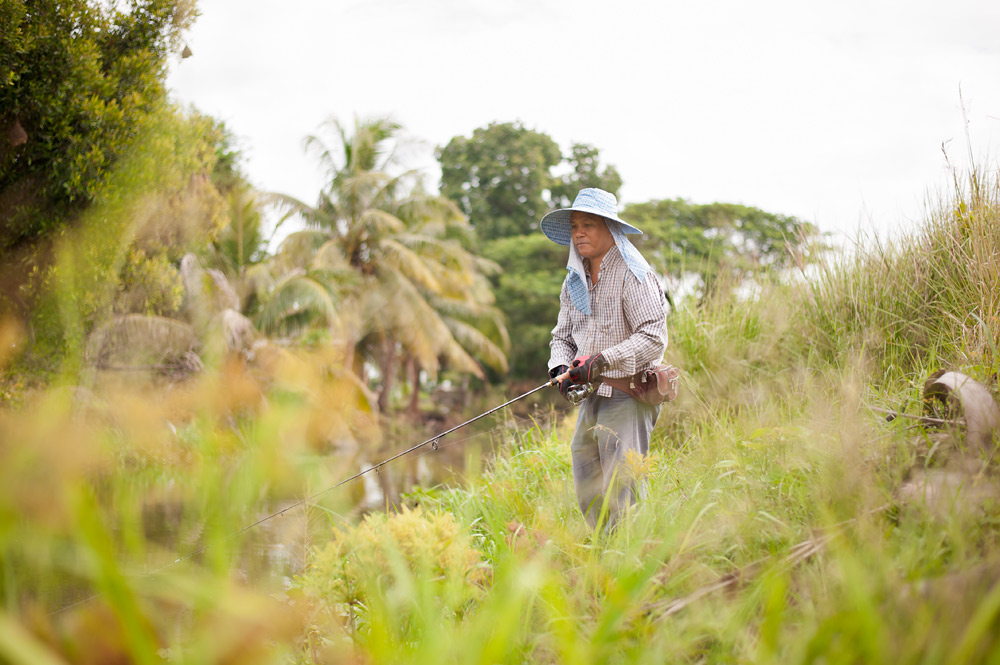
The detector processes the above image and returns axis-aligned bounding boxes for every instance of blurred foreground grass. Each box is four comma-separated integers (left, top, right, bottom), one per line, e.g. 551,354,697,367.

2,169,999,663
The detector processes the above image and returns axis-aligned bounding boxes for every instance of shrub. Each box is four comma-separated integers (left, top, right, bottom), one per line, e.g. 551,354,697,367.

298,505,485,618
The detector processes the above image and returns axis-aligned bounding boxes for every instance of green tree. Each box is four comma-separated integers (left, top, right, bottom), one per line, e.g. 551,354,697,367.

549,142,623,209
203,185,272,317
18,105,228,370
480,233,567,381
437,121,562,241
0,0,196,252
272,117,509,412
624,198,823,299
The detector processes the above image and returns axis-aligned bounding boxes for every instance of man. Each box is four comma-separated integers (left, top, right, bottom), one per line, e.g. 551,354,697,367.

542,188,668,530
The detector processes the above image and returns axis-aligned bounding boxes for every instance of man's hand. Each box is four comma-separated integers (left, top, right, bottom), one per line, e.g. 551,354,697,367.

568,353,607,385
549,365,574,400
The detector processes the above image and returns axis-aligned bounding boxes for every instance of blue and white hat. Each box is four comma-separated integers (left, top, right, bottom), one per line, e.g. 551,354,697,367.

540,188,651,315
539,188,642,245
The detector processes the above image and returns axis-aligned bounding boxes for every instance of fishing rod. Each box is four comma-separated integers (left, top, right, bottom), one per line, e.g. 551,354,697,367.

53,378,560,616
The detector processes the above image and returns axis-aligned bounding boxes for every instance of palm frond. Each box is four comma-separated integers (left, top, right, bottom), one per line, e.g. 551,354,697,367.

350,115,403,172
311,238,352,273
371,168,424,207
334,171,394,213
303,116,354,183
437,335,487,378
393,233,474,272
276,230,332,269
258,191,316,222
255,274,337,336
383,279,445,373
381,274,484,378
244,262,276,300
212,188,269,270
428,296,509,348
443,317,509,373
357,208,405,236
378,238,441,293
475,255,503,276
394,194,467,232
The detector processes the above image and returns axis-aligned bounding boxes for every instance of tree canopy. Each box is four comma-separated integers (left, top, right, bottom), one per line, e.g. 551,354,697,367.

624,198,822,299
479,233,567,380
269,117,509,412
549,142,623,210
0,0,195,252
437,122,622,242
438,122,561,241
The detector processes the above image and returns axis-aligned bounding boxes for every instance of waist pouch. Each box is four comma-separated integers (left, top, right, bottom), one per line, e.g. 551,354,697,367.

603,365,681,405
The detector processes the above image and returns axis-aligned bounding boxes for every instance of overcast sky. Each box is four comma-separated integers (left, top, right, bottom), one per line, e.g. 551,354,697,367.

166,0,1000,244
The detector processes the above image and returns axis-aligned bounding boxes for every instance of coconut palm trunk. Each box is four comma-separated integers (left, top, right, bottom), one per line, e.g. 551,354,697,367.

407,357,420,419
377,337,398,413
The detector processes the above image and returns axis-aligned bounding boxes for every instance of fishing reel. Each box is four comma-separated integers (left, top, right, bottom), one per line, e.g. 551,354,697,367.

566,382,596,405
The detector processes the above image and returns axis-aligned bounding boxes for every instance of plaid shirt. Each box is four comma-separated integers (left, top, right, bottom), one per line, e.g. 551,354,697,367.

549,245,668,397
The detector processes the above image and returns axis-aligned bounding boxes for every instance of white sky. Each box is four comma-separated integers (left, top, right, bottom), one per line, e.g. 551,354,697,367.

166,0,1000,244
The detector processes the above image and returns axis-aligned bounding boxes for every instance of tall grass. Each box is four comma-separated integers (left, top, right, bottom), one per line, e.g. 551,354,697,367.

295,170,1000,663
803,169,999,385
1,169,999,663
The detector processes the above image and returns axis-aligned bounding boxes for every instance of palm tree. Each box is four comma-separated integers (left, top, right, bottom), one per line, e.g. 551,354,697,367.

273,116,509,413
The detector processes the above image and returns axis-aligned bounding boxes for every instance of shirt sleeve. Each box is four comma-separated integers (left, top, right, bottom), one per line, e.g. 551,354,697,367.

600,273,667,376
548,278,577,370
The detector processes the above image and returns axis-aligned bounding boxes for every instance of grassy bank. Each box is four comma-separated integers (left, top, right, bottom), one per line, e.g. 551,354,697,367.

296,171,1000,663
1,171,998,663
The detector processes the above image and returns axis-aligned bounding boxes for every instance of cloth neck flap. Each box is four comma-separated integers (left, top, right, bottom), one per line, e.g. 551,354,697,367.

565,221,651,315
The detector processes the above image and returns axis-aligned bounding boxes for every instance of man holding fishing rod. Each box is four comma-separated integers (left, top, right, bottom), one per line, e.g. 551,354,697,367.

542,188,671,531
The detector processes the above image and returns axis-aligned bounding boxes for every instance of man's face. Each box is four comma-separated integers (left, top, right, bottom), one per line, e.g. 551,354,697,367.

570,211,615,261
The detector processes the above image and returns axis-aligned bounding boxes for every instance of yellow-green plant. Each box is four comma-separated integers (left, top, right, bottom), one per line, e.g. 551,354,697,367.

300,505,484,611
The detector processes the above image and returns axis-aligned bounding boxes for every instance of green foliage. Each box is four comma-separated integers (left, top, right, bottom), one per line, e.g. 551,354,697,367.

197,127,279,326
2,159,1000,664
802,170,1000,380
283,165,1000,664
0,0,197,251
480,233,567,380
437,121,563,241
207,118,246,195
17,105,225,366
437,122,622,242
549,142,624,209
299,506,484,627
624,197,823,300
113,246,185,316
255,271,338,338
270,116,509,411
0,348,384,663
213,187,267,271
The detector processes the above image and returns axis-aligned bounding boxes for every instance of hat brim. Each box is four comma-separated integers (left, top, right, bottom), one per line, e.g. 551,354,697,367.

539,208,642,246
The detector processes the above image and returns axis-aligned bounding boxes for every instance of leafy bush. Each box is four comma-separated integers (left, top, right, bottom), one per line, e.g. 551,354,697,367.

299,505,484,612
0,0,196,250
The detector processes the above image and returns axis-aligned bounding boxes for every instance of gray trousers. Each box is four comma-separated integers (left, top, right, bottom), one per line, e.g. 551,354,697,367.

571,388,660,530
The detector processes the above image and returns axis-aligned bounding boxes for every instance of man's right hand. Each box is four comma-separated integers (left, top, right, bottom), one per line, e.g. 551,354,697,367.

549,365,573,399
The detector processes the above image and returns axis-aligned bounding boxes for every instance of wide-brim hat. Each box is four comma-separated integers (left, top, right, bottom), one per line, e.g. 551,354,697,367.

540,187,642,246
